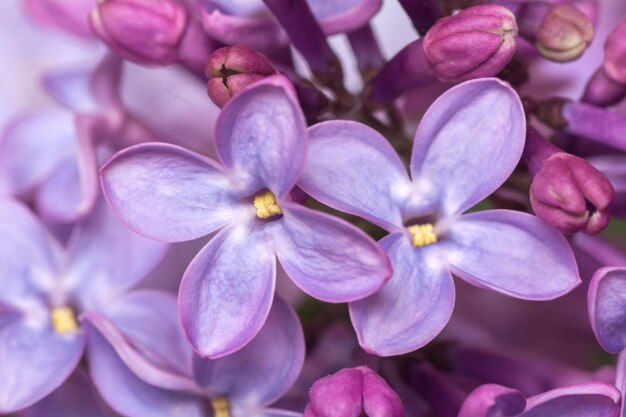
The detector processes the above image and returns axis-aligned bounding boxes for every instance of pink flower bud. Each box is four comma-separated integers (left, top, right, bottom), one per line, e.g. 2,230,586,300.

535,4,594,62
90,0,187,66
604,18,626,85
205,45,278,108
531,153,614,235
303,366,404,417
422,5,517,82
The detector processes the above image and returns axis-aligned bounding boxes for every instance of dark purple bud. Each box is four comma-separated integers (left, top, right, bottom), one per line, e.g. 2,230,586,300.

604,17,626,85
581,68,626,107
90,0,187,66
365,38,437,104
205,45,278,108
517,3,594,62
530,151,614,235
303,366,404,417
423,5,518,82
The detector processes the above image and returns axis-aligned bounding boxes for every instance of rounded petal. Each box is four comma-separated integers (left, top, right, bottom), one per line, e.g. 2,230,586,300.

66,198,168,302
21,369,112,417
214,75,307,198
522,384,620,417
447,210,580,300
42,68,99,113
0,318,85,413
87,326,205,417
310,0,382,34
276,203,391,303
100,143,235,242
0,199,62,308
349,234,455,356
410,78,525,217
588,267,626,353
179,226,276,358
192,296,304,409
299,120,411,231
458,384,526,417
0,110,75,196
83,290,196,391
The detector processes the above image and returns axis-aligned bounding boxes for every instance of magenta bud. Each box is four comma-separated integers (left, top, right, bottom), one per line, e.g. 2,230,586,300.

422,5,517,82
603,18,626,84
304,366,404,417
90,0,187,66
531,153,614,235
535,5,594,62
205,45,278,108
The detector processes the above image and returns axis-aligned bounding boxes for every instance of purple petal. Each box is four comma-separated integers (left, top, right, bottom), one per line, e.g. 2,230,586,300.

0,199,63,308
522,384,620,417
179,226,276,358
86,326,205,417
100,143,236,242
192,296,304,409
276,203,391,303
447,210,580,300
0,110,74,196
34,115,100,223
42,69,99,113
0,318,85,413
299,120,411,231
66,198,168,303
21,369,113,417
83,290,196,391
588,267,626,353
349,234,455,356
458,384,526,417
214,75,307,198
410,78,525,217
309,0,382,34
261,410,305,417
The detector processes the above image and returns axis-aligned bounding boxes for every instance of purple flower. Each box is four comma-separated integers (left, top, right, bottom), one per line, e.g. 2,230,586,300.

0,196,168,413
100,75,391,358
458,383,621,417
86,296,304,417
303,366,404,417
588,266,626,354
299,78,581,356
198,0,382,50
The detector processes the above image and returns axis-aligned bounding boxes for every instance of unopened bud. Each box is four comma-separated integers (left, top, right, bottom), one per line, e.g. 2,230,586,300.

531,152,614,234
603,18,626,85
90,0,187,66
423,5,517,82
535,5,594,62
303,366,404,417
205,45,278,108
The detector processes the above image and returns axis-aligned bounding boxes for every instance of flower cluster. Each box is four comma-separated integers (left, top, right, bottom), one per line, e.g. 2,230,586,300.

2,0,626,416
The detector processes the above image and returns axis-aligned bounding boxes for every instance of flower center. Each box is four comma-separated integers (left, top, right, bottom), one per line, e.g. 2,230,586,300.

407,223,438,247
51,306,78,334
211,397,231,417
253,190,282,219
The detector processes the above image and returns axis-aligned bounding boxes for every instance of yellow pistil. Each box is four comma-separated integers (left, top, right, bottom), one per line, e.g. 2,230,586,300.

211,397,231,417
51,306,78,334
407,223,438,247
253,190,282,219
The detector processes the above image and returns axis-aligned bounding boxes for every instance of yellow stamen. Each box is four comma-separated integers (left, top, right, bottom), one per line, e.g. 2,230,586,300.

211,397,231,417
51,306,78,334
407,223,438,247
253,190,282,219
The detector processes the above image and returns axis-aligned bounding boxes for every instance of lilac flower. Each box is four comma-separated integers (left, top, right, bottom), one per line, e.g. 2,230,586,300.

588,267,626,354
198,0,382,50
86,296,304,417
299,78,581,356
458,383,621,417
0,197,168,412
100,75,391,358
303,366,404,417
